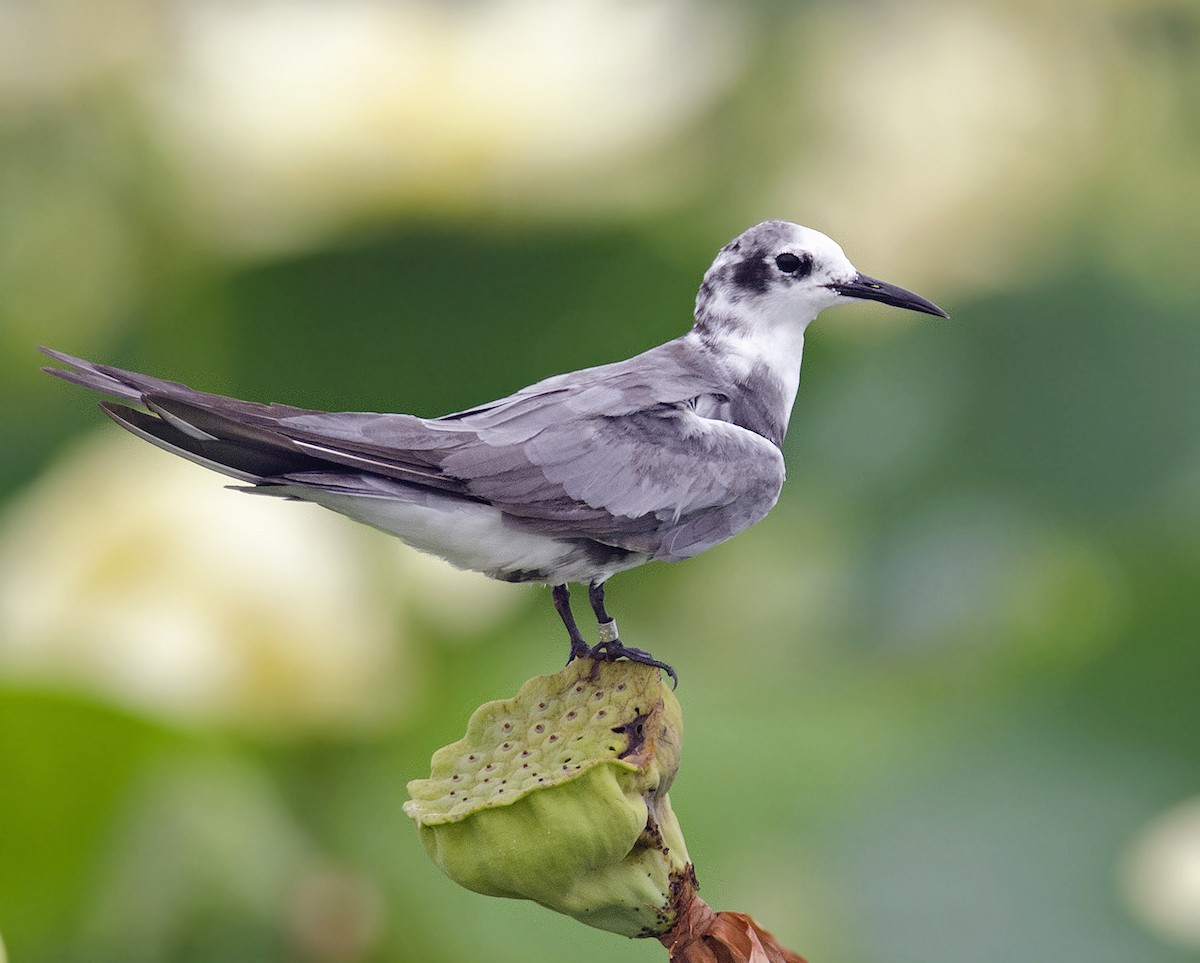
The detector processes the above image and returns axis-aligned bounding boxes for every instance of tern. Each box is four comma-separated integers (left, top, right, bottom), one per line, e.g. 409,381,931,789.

42,221,947,682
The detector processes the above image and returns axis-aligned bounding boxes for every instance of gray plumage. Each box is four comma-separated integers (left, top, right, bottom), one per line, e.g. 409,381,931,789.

42,220,947,672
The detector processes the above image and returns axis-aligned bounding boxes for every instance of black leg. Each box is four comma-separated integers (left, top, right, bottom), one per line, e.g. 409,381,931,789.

587,581,612,623
552,584,590,663
586,581,678,687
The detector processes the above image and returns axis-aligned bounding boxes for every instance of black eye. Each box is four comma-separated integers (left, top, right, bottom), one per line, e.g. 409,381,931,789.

775,252,812,277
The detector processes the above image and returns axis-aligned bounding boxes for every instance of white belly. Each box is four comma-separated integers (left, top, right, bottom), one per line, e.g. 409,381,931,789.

290,486,648,585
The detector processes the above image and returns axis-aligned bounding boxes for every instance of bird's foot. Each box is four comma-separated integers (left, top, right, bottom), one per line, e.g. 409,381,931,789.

589,638,678,689
565,635,591,666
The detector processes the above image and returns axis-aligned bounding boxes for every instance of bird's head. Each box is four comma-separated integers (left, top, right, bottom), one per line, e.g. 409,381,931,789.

694,221,948,343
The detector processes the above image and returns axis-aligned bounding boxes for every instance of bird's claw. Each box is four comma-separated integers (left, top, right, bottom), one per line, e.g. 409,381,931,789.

589,640,678,689
565,637,591,666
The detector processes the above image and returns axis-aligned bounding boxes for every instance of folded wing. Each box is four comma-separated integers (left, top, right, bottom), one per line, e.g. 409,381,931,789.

41,345,784,560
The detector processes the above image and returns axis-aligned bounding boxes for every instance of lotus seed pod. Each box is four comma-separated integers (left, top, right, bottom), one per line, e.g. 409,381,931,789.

405,658,690,937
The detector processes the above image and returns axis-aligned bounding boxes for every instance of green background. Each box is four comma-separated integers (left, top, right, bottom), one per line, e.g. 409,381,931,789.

2,1,1198,961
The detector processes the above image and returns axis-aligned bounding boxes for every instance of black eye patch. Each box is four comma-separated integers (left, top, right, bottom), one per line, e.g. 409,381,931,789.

775,252,813,277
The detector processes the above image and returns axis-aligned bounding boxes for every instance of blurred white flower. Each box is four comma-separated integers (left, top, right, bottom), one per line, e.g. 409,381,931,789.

0,0,155,112
147,0,745,252
772,3,1109,308
1122,797,1200,949
0,428,520,733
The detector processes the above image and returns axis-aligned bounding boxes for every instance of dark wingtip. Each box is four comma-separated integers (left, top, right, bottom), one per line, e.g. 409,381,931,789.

97,399,137,422
39,346,83,366
41,364,99,390
40,347,93,385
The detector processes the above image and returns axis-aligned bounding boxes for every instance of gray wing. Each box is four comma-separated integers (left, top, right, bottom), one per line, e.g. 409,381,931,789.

41,343,785,560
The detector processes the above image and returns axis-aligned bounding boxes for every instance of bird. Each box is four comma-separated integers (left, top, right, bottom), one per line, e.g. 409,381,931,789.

42,220,947,683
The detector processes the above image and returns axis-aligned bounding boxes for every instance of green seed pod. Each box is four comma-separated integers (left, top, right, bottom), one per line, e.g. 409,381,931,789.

405,658,689,937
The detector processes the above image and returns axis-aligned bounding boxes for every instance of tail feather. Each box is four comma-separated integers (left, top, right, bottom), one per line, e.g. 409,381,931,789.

43,347,474,499
100,402,323,484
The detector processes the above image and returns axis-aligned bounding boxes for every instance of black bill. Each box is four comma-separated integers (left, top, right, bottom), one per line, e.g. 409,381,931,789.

828,273,949,318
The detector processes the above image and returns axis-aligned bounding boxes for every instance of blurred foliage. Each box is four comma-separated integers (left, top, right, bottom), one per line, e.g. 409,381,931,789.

2,1,1199,962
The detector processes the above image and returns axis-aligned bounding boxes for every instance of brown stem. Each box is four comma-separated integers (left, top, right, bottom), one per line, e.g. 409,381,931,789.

657,866,806,963
657,867,715,957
